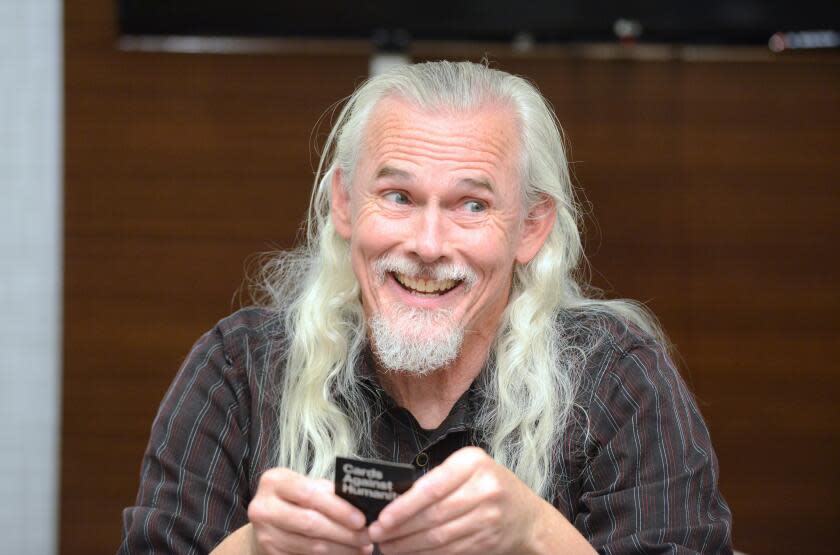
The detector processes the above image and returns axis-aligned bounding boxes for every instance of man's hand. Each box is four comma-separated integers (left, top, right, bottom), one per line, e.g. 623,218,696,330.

367,447,544,555
247,467,373,555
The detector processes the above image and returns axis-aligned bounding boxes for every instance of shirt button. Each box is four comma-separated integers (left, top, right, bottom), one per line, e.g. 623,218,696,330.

414,452,429,467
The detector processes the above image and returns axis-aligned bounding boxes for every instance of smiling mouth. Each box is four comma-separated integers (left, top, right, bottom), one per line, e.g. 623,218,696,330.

392,272,460,296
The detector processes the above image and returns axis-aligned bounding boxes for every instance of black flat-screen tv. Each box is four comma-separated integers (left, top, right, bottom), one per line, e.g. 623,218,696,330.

118,1,839,46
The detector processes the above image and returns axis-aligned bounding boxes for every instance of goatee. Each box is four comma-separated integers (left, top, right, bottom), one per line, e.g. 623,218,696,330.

369,305,464,375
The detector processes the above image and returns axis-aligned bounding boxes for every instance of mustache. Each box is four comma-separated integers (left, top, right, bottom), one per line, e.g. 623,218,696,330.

373,255,478,289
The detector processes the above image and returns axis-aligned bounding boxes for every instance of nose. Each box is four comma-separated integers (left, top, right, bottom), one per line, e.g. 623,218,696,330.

410,205,448,263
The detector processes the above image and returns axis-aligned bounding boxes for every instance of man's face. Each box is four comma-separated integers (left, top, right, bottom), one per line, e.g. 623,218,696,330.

332,97,551,373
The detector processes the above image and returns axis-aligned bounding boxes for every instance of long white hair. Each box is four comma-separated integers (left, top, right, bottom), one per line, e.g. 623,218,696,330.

255,61,666,499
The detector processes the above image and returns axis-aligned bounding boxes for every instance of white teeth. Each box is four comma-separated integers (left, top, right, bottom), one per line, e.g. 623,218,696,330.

394,273,458,294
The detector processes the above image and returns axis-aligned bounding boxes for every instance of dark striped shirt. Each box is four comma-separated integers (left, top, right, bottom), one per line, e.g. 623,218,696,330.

119,307,732,554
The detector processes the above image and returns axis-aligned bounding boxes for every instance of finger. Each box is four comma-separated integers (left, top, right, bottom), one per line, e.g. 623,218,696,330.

369,473,481,542
255,495,371,547
376,447,485,529
385,529,493,555
277,498,370,547
272,471,367,530
377,506,484,554
263,528,372,555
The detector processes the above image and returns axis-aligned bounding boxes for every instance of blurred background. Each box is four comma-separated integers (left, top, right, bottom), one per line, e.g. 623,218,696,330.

2,0,839,553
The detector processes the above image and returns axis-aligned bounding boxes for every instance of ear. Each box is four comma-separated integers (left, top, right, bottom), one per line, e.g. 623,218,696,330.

515,195,556,264
330,168,352,240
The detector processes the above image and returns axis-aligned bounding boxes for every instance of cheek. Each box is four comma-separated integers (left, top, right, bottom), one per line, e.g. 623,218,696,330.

458,222,520,272
352,201,414,246
349,214,402,268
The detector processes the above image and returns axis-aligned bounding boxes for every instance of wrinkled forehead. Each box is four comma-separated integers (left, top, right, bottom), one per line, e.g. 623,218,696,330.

357,95,524,183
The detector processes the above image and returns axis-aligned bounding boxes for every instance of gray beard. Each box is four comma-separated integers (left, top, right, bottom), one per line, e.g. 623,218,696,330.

369,306,464,375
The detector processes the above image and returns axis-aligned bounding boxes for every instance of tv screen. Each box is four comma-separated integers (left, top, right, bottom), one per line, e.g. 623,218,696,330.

118,1,840,46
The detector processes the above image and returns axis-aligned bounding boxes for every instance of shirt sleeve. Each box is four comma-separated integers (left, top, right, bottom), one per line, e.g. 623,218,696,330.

118,324,252,554
574,339,733,555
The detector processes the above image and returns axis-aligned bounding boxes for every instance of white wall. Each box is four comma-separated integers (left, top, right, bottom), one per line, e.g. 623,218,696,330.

0,0,61,553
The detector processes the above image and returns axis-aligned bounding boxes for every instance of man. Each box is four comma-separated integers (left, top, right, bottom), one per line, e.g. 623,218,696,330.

121,61,732,554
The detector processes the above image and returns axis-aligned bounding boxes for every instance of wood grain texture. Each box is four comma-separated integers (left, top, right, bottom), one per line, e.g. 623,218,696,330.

63,2,839,553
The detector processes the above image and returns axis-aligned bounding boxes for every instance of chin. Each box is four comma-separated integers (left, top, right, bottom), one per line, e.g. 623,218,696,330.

369,309,464,375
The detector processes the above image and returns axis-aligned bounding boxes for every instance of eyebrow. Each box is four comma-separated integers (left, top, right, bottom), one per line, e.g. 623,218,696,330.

375,165,495,193
457,177,495,194
375,166,413,182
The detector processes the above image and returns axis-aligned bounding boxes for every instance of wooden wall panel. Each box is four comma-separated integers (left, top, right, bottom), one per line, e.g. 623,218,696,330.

63,2,369,552
64,2,839,553
679,62,840,554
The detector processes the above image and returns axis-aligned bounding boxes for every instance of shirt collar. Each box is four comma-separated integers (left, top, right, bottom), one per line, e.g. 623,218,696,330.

357,344,486,433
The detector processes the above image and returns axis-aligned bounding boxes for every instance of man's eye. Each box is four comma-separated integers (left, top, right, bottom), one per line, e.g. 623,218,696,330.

464,200,487,213
384,191,410,205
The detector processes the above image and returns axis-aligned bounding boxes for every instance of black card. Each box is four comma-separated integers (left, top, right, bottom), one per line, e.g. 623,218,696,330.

335,456,418,525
